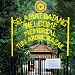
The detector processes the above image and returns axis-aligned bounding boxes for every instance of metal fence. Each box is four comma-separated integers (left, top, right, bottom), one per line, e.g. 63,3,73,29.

22,58,67,75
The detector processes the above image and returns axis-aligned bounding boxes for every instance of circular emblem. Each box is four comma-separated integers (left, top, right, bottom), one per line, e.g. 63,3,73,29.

35,1,47,13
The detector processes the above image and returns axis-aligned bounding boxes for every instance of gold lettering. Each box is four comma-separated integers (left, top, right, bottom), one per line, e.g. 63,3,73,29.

44,13,49,19
16,44,20,49
28,14,35,20
39,13,42,19
23,22,32,29
43,21,48,27
57,42,64,49
35,13,40,19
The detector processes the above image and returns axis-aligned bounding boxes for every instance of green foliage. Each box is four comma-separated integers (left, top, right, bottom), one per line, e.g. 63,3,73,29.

1,0,75,74
53,0,75,74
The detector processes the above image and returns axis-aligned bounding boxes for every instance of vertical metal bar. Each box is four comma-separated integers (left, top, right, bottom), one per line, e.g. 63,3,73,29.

64,65,65,75
38,58,39,74
28,61,30,72
53,69,54,75
66,17,70,75
44,58,45,75
51,53,52,75
26,67,27,75
39,59,41,75
66,56,69,75
30,60,33,75
11,17,14,75
41,60,44,72
33,60,34,71
26,61,28,75
70,62,71,75
57,48,60,75
11,17,13,57
67,17,70,56
21,60,23,75
14,62,16,75
33,60,34,75
24,65,25,75
11,56,14,75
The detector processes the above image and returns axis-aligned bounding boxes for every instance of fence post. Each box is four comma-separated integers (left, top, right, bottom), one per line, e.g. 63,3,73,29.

66,56,69,75
21,60,23,75
28,61,30,72
57,48,60,75
11,56,14,75
38,59,41,75
39,59,41,75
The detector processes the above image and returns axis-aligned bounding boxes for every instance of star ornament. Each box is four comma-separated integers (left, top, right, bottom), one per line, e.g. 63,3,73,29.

35,1,47,13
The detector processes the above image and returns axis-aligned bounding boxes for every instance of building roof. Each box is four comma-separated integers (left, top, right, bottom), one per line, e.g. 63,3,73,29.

25,43,58,58
30,43,52,52
25,43,57,54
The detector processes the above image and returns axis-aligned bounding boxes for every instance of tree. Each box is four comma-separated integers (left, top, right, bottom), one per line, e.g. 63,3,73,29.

53,0,75,74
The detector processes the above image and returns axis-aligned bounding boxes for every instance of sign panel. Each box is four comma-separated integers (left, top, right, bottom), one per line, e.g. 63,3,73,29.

45,58,61,69
11,1,70,57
